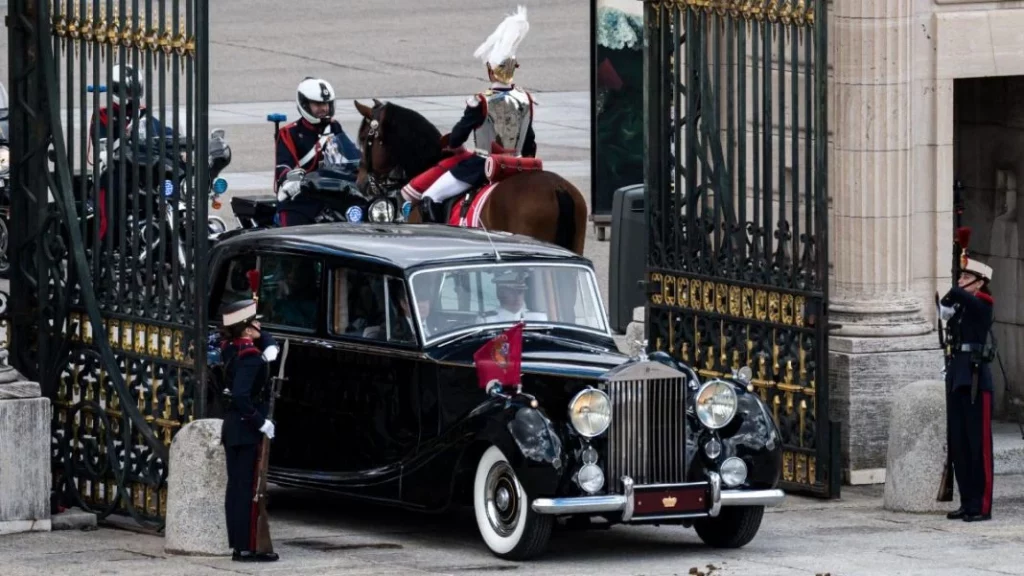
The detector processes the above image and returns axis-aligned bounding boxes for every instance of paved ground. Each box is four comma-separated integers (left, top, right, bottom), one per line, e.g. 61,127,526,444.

6,479,1024,576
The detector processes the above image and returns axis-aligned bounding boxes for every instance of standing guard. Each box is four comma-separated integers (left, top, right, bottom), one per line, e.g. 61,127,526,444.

219,299,281,561
406,5,538,222
938,246,995,523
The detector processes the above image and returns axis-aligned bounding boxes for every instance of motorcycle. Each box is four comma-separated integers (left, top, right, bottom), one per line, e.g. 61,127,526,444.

229,112,410,229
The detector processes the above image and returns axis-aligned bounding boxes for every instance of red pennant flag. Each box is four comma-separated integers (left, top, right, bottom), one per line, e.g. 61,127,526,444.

473,322,525,390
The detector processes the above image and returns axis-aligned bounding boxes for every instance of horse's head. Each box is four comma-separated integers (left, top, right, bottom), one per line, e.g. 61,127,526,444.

355,98,391,194
354,99,446,196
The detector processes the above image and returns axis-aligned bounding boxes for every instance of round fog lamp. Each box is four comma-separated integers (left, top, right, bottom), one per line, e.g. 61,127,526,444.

695,380,738,429
369,200,395,222
568,388,612,438
720,457,748,487
581,446,598,465
576,464,605,494
704,438,722,460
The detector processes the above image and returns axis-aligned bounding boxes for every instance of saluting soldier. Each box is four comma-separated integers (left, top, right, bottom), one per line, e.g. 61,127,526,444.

219,299,281,561
938,256,996,522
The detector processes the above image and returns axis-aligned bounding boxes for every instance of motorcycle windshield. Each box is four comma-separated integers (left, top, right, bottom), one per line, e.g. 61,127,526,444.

320,133,360,178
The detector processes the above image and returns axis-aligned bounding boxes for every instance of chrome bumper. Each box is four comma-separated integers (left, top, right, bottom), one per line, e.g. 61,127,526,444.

531,473,785,519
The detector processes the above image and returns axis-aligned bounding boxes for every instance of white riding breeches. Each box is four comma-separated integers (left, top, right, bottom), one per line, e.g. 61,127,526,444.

422,171,472,203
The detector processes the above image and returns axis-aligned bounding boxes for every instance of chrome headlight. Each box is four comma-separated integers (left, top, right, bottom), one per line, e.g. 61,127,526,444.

0,146,9,176
720,457,748,487
368,199,395,222
568,388,611,438
695,380,738,430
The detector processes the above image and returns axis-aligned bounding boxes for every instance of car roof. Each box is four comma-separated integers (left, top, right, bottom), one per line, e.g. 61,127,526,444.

215,223,589,270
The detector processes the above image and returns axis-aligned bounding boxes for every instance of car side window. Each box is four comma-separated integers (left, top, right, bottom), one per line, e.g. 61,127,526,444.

330,268,415,344
211,253,259,319
256,255,323,331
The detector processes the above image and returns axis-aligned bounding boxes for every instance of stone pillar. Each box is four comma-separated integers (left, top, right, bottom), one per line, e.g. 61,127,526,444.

829,0,944,484
165,419,231,556
0,368,52,534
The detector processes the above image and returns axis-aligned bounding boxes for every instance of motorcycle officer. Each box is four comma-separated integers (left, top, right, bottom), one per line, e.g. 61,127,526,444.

274,77,361,226
219,298,281,562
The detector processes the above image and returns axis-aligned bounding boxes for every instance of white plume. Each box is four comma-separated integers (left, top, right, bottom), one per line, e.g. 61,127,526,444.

474,5,530,67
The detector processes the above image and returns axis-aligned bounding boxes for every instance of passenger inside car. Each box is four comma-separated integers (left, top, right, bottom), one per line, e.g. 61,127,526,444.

484,270,548,322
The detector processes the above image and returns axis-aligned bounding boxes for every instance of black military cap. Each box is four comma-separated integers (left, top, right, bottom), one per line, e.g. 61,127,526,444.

220,298,260,328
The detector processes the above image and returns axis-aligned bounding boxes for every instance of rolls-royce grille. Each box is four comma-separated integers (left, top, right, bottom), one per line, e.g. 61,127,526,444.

604,375,688,489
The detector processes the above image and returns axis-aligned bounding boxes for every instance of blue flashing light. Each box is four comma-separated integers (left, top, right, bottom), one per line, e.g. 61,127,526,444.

87,85,108,93
213,177,228,195
267,113,287,123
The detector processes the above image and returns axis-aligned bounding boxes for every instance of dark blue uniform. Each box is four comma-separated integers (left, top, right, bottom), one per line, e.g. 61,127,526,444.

221,332,276,553
941,285,995,521
274,119,360,226
445,90,537,188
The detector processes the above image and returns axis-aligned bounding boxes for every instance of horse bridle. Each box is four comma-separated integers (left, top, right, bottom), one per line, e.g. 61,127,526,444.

362,104,405,195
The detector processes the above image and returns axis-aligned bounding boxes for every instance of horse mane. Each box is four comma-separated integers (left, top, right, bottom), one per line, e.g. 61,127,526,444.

380,102,445,177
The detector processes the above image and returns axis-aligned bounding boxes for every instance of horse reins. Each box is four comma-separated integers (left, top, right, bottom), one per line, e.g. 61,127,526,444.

362,104,406,195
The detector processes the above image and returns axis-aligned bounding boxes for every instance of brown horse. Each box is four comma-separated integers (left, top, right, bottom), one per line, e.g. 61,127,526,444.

353,99,588,256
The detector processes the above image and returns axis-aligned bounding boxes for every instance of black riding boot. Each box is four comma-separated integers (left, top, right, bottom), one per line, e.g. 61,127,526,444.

420,198,443,224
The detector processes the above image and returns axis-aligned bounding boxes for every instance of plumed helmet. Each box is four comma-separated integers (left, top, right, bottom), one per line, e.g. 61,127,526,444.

474,5,530,84
296,77,336,125
111,64,143,107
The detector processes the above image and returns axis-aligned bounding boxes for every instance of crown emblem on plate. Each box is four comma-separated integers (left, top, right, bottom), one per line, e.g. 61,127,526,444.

662,496,677,508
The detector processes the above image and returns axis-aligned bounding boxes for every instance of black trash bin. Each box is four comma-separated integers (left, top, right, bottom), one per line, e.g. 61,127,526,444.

609,184,646,333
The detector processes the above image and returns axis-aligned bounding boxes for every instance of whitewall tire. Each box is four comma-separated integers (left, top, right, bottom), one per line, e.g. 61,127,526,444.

472,445,552,560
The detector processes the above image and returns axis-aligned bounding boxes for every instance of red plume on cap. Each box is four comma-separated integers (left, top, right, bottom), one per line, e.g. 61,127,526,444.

956,226,971,249
246,268,261,294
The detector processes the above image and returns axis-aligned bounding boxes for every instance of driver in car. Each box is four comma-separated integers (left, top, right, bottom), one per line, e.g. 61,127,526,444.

275,77,361,227
486,270,548,322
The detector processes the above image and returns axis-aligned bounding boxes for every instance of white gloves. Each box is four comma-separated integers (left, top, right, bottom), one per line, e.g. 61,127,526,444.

277,168,305,202
259,419,275,439
939,304,956,322
261,344,279,363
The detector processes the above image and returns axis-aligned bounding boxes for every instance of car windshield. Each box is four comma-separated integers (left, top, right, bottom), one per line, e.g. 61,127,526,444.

409,263,608,342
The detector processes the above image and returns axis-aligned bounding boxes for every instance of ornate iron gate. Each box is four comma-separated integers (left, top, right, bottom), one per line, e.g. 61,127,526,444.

642,0,838,497
8,0,210,526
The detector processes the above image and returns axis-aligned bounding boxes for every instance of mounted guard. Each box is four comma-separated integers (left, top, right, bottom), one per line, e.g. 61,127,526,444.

404,5,542,223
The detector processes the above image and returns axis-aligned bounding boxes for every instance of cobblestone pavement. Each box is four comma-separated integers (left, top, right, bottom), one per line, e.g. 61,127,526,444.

4,478,1024,576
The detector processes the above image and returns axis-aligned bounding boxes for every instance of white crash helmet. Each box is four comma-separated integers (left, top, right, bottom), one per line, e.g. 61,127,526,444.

296,77,336,125
111,64,143,107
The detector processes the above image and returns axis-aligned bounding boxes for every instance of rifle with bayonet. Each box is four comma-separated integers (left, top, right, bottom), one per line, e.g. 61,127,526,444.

253,338,289,555
937,181,966,502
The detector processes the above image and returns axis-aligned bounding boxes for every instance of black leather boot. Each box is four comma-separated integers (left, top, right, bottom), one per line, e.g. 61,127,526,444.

946,507,967,520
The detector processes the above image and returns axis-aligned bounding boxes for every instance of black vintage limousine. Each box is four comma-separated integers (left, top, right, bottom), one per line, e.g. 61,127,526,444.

205,223,785,560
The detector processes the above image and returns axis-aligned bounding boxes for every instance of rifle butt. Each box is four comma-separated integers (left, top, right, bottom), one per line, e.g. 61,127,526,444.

937,456,954,502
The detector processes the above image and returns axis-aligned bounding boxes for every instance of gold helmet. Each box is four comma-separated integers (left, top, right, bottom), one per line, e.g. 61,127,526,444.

474,5,530,85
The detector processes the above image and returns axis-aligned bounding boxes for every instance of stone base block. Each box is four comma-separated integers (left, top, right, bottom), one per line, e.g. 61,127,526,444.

883,380,957,513
52,508,98,531
830,333,944,484
0,387,52,534
164,418,231,556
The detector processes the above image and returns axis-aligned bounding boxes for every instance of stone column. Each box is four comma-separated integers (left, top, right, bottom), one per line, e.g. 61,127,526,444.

829,0,944,485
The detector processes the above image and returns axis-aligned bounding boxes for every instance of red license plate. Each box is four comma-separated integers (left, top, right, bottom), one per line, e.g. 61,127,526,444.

633,484,709,516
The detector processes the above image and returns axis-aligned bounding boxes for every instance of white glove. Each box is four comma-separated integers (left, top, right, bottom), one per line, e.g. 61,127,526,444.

938,304,956,322
261,344,279,363
259,419,275,439
277,168,305,202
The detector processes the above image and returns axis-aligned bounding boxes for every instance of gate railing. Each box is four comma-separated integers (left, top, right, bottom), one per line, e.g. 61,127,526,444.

8,0,210,528
642,0,837,497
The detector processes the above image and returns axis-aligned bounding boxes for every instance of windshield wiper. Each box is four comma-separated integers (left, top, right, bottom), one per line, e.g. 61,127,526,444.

523,330,611,353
